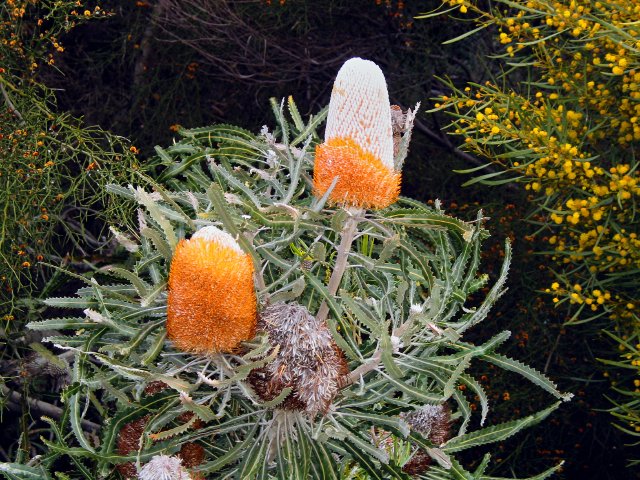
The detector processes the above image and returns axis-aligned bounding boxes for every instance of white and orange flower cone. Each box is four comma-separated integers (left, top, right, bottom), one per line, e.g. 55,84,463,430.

314,57,401,209
166,226,257,354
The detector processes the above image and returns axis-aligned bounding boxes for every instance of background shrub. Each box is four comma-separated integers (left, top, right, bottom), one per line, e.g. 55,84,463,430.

431,0,640,460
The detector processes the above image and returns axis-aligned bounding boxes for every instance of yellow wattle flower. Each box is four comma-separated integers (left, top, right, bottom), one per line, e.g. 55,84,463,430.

166,226,257,354
314,57,400,209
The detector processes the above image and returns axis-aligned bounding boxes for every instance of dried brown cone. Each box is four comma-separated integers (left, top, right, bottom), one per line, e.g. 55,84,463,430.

178,442,206,480
116,415,150,478
248,302,347,415
400,403,452,476
116,404,205,478
143,380,169,396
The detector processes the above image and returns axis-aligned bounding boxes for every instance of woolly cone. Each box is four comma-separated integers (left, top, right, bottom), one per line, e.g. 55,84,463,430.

314,57,400,209
166,226,257,353
248,302,348,415
400,404,451,475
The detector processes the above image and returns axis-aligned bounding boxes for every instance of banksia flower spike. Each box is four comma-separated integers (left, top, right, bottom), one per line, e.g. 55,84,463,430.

166,226,257,354
314,57,401,209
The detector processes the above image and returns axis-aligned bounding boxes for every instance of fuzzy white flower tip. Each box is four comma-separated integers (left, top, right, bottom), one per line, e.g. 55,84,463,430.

409,303,424,315
138,455,191,480
325,57,394,170
191,225,243,254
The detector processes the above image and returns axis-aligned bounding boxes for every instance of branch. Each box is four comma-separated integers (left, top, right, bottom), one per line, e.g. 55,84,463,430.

1,385,101,431
414,117,485,168
0,81,25,124
414,118,520,192
340,321,410,389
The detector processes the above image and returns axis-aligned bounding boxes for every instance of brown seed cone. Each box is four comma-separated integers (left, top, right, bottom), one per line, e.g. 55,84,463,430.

176,411,204,430
179,441,206,479
400,404,452,476
248,302,347,415
116,415,150,478
143,380,169,396
402,449,432,476
116,407,206,478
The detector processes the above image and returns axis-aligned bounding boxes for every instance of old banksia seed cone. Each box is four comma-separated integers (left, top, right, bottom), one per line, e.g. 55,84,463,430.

400,404,451,475
248,302,348,415
314,57,401,209
166,226,257,354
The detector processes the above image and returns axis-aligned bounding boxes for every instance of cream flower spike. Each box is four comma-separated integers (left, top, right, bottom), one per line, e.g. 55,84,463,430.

314,57,400,209
324,58,394,169
191,225,243,254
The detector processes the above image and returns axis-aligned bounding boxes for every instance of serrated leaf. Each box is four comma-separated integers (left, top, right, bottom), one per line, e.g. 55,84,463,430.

457,240,511,334
380,329,404,379
198,423,259,474
27,317,95,331
443,402,560,453
287,95,304,130
379,372,441,403
308,438,340,480
237,430,269,479
140,227,172,260
101,266,150,298
135,187,177,249
0,463,47,480
44,297,92,309
291,105,328,147
480,461,564,480
383,209,473,241
69,391,96,453
148,414,197,441
341,293,381,334
442,354,471,401
481,353,573,402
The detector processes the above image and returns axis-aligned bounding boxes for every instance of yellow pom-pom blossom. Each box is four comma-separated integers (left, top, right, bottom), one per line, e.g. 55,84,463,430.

314,57,400,209
166,226,257,354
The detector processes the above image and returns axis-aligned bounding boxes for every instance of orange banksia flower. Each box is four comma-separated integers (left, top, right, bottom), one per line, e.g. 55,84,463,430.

166,226,257,354
314,57,400,209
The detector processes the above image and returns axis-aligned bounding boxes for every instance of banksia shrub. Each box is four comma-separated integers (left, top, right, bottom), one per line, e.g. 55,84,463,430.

11,58,572,479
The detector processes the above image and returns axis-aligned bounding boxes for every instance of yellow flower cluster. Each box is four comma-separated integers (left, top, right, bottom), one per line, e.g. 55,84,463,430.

457,0,640,147
1,0,106,72
438,0,640,413
439,2,639,309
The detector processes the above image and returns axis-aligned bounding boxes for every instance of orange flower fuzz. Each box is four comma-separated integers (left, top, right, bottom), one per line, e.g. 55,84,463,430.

314,137,400,209
166,226,257,353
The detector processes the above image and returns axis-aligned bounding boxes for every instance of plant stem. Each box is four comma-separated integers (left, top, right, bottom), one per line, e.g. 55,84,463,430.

0,81,24,124
340,321,410,389
316,207,362,324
